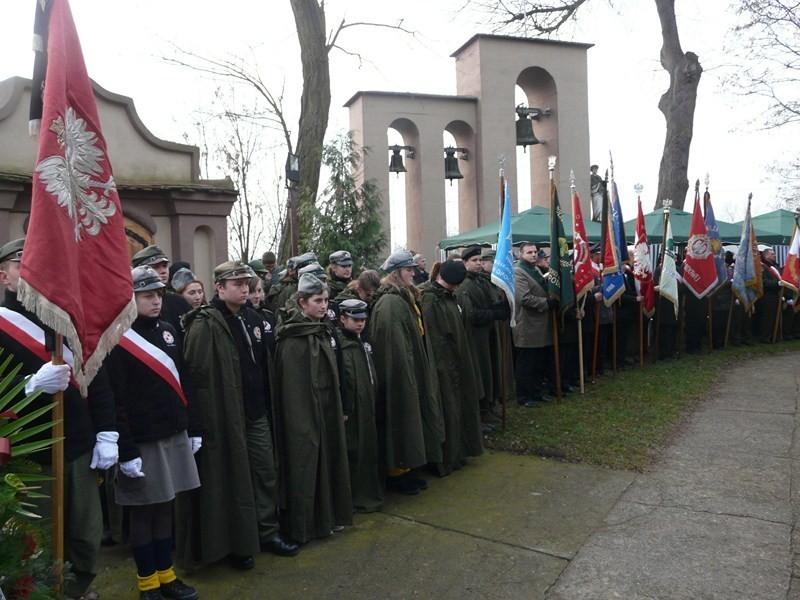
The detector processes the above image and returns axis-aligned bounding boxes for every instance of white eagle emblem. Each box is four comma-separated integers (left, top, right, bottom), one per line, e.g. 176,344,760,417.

633,241,652,280
35,107,118,242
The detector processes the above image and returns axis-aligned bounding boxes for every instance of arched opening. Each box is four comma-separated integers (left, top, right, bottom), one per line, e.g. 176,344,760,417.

444,120,478,234
193,225,215,288
516,67,558,209
388,118,421,252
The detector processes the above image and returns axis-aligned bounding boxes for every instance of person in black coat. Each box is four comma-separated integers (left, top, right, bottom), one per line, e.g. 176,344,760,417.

132,245,192,337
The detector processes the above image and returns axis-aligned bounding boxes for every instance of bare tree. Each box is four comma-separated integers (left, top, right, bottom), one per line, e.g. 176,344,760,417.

474,0,702,210
727,0,800,129
165,7,412,261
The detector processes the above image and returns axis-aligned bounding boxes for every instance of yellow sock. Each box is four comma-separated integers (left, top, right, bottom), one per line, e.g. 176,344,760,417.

386,467,410,477
137,572,160,592
157,567,177,585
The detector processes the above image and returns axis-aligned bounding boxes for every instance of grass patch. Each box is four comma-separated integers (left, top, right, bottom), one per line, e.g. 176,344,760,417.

486,340,800,471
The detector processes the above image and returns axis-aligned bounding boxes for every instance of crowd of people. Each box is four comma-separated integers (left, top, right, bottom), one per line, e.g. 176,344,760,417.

0,233,796,600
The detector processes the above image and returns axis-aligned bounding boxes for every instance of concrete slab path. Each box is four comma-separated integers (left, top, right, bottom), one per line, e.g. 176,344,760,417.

92,352,798,599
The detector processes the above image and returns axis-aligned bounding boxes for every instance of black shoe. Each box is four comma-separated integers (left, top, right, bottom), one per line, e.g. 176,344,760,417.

401,472,428,490
228,554,255,570
261,534,299,557
386,476,420,495
160,579,199,600
140,591,164,600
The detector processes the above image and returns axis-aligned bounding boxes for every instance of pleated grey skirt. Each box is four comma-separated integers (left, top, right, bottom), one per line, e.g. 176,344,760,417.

116,431,200,506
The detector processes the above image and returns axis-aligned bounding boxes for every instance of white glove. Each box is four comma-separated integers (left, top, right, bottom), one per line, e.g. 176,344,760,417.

189,437,202,454
25,362,71,395
119,457,145,478
90,431,119,470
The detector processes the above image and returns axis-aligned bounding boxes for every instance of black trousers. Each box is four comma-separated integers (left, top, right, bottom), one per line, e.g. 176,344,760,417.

515,346,548,402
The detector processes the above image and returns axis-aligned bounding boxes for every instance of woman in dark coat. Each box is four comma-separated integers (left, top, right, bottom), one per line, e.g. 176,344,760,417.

274,273,353,543
368,250,443,494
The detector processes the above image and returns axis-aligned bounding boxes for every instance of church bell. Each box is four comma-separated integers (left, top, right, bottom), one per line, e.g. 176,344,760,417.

444,147,463,184
388,145,407,175
515,112,541,149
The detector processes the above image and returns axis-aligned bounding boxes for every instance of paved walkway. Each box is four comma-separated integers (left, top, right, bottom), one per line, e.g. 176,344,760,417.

93,352,799,599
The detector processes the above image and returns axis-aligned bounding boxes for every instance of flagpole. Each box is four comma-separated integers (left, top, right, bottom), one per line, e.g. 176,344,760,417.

609,153,617,377
593,163,610,382
654,199,672,363
51,334,65,594
635,184,645,367
548,156,562,401
498,157,508,431
571,171,586,395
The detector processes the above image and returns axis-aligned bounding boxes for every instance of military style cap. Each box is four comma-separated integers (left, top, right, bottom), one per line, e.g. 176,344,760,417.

589,243,602,253
536,249,550,260
171,267,199,291
380,250,417,273
461,245,482,261
297,273,325,295
481,250,496,260
757,244,773,252
213,260,254,283
339,298,369,319
439,260,467,285
131,245,169,268
248,259,268,276
0,238,25,262
132,266,166,292
299,262,327,281
288,251,317,270
329,250,353,266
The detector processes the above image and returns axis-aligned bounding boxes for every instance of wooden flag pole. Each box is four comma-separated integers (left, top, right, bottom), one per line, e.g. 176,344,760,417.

707,297,714,353
552,310,562,401
498,162,508,430
578,296,586,394
51,334,65,595
639,302,644,366
591,302,601,380
612,303,617,376
724,291,734,348
772,291,783,344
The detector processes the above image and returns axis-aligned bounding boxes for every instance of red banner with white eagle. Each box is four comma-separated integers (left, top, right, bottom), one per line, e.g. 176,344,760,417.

633,198,655,318
781,220,800,311
682,189,719,300
572,186,594,302
20,0,135,396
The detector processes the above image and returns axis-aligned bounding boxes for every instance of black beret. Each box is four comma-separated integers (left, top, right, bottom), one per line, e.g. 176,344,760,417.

439,260,467,285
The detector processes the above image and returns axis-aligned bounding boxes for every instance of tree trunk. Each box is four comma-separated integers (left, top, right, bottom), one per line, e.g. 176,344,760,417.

654,0,702,211
279,0,332,261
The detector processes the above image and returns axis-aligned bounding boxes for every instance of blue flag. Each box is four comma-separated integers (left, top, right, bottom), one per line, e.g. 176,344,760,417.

602,179,626,306
732,200,764,313
704,190,727,291
491,182,516,327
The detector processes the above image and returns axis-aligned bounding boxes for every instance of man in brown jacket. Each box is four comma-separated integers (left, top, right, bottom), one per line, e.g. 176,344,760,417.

512,243,556,407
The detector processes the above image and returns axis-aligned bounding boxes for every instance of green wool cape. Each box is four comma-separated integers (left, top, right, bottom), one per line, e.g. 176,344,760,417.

339,327,383,513
176,306,261,569
274,309,353,543
459,272,503,403
419,282,483,476
368,284,443,469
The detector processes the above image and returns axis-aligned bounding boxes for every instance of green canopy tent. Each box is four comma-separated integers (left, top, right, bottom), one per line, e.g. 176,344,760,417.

438,205,603,250
622,208,742,244
733,209,799,245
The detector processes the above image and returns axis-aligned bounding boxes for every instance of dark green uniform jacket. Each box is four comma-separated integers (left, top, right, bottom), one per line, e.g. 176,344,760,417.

420,282,483,476
339,327,383,513
368,284,443,469
274,309,353,543
176,305,261,569
266,274,297,313
327,275,350,300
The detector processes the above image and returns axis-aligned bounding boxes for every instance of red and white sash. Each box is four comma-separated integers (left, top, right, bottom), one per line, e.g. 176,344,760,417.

0,307,79,391
118,329,187,406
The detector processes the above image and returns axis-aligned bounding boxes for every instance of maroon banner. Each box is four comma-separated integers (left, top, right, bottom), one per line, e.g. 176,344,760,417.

20,0,135,396
682,193,718,299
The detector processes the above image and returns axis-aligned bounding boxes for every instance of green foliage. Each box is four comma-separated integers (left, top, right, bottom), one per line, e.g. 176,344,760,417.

300,132,388,270
0,352,63,599
487,341,800,471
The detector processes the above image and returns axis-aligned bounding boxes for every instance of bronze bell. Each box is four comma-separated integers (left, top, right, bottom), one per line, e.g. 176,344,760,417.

444,147,463,184
516,113,541,149
388,145,407,175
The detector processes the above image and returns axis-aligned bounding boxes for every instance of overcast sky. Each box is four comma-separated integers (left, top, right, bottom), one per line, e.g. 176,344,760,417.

0,0,792,246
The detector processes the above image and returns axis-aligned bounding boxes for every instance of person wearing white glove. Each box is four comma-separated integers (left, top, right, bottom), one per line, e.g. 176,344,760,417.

90,431,119,470
105,266,201,599
24,361,71,395
119,457,145,478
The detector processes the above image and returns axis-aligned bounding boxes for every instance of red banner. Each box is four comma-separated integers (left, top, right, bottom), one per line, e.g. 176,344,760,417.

682,193,718,299
633,199,655,318
19,0,135,396
572,188,594,302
